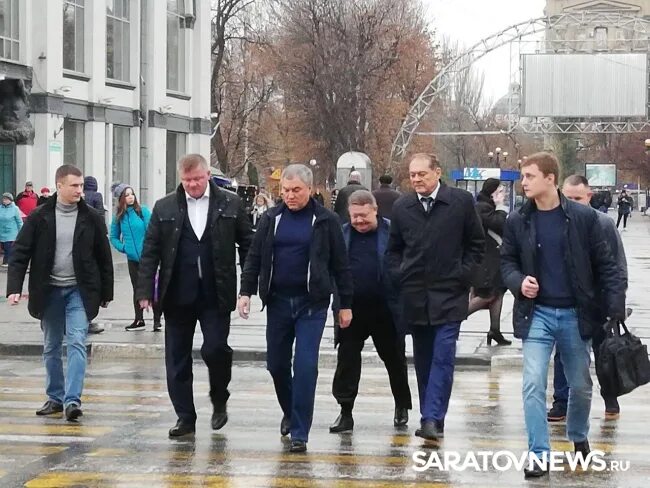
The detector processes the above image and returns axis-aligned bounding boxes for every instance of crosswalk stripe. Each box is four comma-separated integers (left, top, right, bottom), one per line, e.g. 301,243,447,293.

0,434,96,443
0,424,111,436
24,472,451,488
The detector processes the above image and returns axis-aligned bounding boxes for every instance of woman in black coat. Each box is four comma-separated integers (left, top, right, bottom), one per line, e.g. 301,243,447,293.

469,178,511,345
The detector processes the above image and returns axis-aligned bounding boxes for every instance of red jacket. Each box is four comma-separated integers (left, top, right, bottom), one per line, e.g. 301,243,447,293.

15,191,38,216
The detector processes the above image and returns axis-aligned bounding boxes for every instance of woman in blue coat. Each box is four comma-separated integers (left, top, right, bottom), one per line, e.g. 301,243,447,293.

110,185,161,331
0,192,22,267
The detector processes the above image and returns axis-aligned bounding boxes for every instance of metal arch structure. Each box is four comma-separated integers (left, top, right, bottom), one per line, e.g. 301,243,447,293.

390,12,650,167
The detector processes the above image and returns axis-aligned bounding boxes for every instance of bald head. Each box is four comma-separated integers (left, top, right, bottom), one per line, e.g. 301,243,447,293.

562,175,592,206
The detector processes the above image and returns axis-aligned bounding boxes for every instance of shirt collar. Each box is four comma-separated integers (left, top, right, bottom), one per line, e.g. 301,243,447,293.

419,182,440,201
185,183,210,202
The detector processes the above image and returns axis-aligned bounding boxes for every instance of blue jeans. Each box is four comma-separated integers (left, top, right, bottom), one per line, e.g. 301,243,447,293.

1,241,13,264
411,322,461,424
266,293,327,442
41,286,89,407
523,306,592,457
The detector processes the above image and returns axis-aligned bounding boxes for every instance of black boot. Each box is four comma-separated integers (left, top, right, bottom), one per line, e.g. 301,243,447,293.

169,419,195,437
393,406,408,427
329,410,354,433
574,439,590,458
523,464,549,479
280,415,291,436
211,403,228,430
487,330,512,346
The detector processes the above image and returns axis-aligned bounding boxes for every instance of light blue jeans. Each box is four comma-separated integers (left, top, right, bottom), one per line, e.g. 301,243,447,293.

41,286,89,407
522,306,592,457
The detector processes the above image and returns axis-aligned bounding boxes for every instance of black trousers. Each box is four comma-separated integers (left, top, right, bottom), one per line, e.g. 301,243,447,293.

127,260,161,322
332,298,412,410
163,301,233,425
616,212,629,229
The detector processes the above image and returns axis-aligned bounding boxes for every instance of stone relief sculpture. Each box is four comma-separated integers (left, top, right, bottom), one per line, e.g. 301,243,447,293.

0,78,35,144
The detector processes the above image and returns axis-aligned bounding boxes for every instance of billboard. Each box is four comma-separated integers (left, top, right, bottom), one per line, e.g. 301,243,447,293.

585,164,617,187
522,53,647,117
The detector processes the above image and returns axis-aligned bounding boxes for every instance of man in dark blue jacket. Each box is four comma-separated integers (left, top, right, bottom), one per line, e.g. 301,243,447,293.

501,153,625,479
547,175,628,422
329,190,411,434
238,164,353,453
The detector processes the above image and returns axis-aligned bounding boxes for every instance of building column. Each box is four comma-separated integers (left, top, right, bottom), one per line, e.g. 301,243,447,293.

32,113,66,189
84,121,107,202
141,127,167,207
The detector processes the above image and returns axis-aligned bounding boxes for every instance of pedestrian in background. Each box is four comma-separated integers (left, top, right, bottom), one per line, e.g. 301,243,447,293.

0,192,22,267
7,164,113,422
387,153,485,442
334,171,367,223
83,176,106,219
330,189,338,209
110,184,162,332
313,188,325,206
137,154,253,438
15,181,38,218
251,194,271,229
372,174,401,220
38,187,51,206
238,164,353,453
468,178,511,346
616,189,633,230
501,153,624,479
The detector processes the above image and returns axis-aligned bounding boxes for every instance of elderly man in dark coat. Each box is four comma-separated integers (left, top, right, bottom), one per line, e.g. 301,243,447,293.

387,153,485,441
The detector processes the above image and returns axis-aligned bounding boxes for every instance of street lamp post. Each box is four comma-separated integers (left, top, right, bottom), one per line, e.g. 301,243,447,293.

488,147,507,166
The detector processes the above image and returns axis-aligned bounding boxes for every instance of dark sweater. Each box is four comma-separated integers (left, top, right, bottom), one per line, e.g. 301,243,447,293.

270,203,314,295
535,206,575,308
349,228,381,299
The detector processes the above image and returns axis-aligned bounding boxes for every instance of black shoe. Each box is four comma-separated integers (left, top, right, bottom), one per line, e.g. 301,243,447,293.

394,407,409,427
524,464,549,479
289,440,307,453
125,320,145,331
415,420,441,441
36,400,63,416
280,415,291,436
64,403,83,422
169,419,195,437
153,321,162,332
487,330,512,346
329,412,354,433
211,404,228,430
574,439,590,458
604,397,620,419
88,322,104,334
547,404,566,422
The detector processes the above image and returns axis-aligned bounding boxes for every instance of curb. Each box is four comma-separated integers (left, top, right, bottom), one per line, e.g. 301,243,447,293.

0,342,492,367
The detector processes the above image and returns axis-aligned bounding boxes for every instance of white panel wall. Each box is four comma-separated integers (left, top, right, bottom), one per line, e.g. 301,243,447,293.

522,53,648,117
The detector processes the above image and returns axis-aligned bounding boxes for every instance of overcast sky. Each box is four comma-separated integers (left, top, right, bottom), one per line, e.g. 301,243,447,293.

422,0,547,103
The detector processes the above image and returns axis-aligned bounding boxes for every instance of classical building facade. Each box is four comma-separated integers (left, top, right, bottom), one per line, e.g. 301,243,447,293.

0,0,211,207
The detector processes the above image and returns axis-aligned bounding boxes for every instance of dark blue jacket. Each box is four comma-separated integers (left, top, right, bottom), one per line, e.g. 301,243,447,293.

240,198,353,309
500,192,625,340
83,176,105,217
337,217,405,336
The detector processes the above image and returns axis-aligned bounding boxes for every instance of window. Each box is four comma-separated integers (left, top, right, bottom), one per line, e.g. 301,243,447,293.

64,120,85,173
107,0,130,81
63,0,85,72
113,126,130,186
167,0,186,92
595,27,608,50
0,0,19,61
166,131,186,193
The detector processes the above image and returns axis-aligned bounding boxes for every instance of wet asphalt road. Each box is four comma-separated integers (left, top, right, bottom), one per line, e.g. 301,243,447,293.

0,357,649,487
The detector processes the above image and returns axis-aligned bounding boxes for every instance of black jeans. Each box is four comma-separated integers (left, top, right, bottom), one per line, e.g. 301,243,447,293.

163,301,233,425
616,212,629,229
332,298,412,410
127,260,161,322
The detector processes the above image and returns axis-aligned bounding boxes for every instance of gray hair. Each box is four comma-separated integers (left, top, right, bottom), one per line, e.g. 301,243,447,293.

348,189,377,208
178,154,209,173
349,171,361,182
281,164,313,187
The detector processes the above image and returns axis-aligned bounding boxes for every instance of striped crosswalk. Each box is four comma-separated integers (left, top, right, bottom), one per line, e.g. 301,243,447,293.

0,357,649,487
